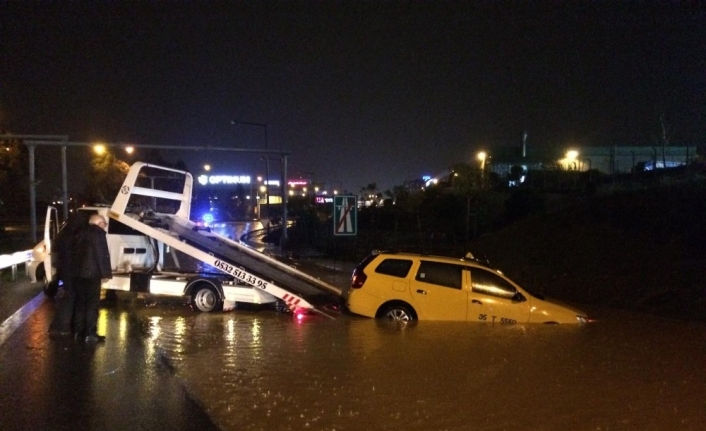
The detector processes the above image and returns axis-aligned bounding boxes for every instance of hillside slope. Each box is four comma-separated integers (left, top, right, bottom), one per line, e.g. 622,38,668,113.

470,180,706,322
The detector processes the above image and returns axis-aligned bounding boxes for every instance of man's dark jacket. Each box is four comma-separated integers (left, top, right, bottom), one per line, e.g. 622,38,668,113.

77,224,112,279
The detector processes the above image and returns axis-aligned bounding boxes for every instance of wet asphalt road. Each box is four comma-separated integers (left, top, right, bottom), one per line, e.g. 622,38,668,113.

0,277,219,431
0,256,351,431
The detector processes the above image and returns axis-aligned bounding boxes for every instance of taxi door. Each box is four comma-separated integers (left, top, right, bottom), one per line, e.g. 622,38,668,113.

467,267,531,324
408,260,468,320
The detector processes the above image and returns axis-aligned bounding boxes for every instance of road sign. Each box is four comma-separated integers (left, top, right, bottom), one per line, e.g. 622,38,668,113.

333,195,357,236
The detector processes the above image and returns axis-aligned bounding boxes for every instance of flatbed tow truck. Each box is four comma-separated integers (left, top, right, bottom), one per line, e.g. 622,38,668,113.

35,162,342,318
110,162,342,318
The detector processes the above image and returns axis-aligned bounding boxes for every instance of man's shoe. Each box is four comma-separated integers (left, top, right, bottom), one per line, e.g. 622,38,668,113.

85,334,106,343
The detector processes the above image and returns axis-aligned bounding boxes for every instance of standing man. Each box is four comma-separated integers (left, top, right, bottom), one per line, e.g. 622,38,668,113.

74,214,112,343
48,212,90,336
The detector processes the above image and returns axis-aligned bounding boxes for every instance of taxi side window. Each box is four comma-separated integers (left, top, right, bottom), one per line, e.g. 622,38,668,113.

415,261,462,290
375,259,413,278
470,269,516,299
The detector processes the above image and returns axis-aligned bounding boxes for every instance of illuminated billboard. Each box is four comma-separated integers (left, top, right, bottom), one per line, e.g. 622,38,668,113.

197,174,251,186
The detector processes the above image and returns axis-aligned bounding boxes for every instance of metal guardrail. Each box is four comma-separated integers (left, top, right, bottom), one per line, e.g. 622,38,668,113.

0,250,32,281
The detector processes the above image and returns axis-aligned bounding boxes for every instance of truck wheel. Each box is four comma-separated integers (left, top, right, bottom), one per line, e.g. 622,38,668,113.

37,266,58,298
191,285,223,312
43,279,59,298
274,300,291,314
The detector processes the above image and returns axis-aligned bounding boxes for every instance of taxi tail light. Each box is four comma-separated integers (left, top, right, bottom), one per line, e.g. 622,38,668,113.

351,268,367,289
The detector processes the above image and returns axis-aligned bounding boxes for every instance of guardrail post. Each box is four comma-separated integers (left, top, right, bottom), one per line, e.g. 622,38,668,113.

11,264,18,282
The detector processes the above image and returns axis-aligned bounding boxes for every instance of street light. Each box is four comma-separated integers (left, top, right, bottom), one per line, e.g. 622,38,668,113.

477,151,487,168
566,150,579,170
477,151,487,188
93,144,106,155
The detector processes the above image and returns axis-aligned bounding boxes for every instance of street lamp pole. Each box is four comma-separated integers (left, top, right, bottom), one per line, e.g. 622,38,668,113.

232,120,269,223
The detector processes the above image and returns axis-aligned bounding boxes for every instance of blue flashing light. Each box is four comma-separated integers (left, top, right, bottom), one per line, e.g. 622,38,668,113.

202,213,215,224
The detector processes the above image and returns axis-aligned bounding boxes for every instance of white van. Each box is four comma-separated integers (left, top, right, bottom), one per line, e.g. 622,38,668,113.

29,205,157,292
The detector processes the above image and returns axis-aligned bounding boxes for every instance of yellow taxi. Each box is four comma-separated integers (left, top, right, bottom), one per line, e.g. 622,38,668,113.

345,251,588,324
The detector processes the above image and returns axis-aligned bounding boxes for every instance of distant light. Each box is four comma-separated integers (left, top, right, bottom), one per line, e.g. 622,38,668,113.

204,164,211,171
93,144,106,155
124,146,134,154
566,150,578,160
477,151,487,161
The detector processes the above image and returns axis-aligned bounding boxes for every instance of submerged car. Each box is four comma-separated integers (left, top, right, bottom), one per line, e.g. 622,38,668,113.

345,251,588,324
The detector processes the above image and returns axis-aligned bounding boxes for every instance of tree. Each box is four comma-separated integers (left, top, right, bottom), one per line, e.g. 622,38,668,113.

359,182,379,206
450,162,483,243
84,150,130,204
0,138,29,217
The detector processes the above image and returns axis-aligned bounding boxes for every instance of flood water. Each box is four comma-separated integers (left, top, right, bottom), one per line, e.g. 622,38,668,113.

122,220,706,429
130,302,706,431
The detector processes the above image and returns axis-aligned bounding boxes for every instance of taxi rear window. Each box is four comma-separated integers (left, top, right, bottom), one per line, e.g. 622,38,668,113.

375,259,413,278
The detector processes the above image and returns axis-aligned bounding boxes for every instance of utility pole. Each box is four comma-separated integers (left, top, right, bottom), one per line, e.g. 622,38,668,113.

231,120,270,223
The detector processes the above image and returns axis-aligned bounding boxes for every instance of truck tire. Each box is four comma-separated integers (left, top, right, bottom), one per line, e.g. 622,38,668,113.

43,279,59,298
191,284,223,312
37,266,58,298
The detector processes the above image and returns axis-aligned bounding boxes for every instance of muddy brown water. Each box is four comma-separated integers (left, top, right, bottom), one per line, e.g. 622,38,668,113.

128,301,706,431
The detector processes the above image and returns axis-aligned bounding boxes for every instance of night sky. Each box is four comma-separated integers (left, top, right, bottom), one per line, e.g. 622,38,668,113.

2,2,705,195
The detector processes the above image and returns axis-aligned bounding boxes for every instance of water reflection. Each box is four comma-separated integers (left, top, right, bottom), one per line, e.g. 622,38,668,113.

210,221,271,251
131,305,706,431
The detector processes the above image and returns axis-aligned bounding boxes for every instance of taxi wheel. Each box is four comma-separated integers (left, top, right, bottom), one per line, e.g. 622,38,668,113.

380,304,416,321
191,285,223,312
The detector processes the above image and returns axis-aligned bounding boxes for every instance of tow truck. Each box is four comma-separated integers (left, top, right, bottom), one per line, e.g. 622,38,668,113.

31,162,342,318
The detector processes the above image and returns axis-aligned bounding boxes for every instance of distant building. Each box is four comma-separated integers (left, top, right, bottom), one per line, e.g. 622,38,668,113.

489,145,699,177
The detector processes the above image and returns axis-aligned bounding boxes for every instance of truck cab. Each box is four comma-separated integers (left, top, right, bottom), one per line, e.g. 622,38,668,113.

29,206,157,294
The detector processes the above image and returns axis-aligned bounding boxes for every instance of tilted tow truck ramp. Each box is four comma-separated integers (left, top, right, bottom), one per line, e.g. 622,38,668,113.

110,162,342,318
